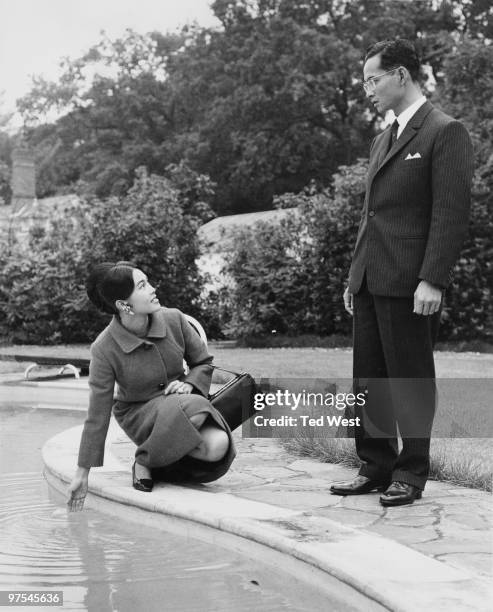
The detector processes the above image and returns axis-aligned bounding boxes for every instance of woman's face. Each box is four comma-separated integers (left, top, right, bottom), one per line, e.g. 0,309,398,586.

125,268,161,314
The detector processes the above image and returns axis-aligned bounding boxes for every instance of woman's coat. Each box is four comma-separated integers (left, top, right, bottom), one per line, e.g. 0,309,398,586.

77,307,235,476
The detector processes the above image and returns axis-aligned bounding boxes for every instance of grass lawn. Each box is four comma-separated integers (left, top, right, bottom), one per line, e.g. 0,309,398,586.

280,436,492,492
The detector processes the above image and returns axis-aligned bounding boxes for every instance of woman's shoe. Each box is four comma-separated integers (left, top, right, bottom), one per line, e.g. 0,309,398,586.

132,461,153,492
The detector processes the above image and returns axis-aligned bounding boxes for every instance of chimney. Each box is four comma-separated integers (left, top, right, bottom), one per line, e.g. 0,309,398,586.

11,142,36,213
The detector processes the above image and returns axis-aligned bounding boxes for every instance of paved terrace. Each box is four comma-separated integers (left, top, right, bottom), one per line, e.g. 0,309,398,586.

1,350,492,611
0,350,493,612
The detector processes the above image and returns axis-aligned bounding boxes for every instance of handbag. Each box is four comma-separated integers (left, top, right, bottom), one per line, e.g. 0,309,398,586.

208,366,257,431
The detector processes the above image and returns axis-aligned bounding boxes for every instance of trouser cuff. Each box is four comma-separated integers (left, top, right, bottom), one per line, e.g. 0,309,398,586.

358,466,392,482
391,470,426,490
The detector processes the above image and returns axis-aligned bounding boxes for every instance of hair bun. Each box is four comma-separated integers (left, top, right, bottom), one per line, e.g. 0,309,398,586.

86,263,117,314
85,261,136,315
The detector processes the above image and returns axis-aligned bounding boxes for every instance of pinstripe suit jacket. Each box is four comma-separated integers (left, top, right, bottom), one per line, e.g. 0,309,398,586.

348,101,474,296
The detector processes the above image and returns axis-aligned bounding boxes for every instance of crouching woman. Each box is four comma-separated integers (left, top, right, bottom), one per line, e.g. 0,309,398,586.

67,261,235,511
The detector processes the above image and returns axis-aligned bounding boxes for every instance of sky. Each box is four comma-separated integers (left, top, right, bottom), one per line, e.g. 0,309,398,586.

0,0,220,124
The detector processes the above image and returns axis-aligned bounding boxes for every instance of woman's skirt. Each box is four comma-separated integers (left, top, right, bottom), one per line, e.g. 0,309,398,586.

112,393,236,484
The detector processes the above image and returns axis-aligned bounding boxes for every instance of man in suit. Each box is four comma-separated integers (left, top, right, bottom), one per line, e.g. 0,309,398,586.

330,39,474,506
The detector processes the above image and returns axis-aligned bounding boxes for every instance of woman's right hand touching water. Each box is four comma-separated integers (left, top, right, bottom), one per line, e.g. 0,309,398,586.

67,467,89,512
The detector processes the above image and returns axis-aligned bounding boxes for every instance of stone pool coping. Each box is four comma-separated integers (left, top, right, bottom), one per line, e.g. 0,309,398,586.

42,414,492,612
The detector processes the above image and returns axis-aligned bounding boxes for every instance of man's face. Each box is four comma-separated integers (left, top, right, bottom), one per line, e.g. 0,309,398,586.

363,54,402,114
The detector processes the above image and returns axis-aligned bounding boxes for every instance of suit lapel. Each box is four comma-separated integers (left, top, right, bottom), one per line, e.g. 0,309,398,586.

377,126,416,170
376,128,393,168
367,101,434,187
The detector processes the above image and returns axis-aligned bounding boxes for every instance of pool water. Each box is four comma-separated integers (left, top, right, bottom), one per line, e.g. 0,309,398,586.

0,405,341,612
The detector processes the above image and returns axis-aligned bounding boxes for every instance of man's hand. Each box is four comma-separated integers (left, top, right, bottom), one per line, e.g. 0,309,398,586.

414,280,442,316
343,286,354,316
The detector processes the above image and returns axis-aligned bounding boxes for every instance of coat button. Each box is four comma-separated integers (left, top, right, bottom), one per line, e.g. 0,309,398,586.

158,383,165,390
368,210,375,217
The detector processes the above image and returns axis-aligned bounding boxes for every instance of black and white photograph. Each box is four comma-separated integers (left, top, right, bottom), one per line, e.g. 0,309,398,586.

0,1,492,610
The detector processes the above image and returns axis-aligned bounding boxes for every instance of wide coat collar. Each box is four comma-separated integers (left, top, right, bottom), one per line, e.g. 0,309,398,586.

108,307,167,353
368,100,434,185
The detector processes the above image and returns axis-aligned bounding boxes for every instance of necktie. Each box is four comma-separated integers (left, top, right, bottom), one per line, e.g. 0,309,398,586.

388,119,399,153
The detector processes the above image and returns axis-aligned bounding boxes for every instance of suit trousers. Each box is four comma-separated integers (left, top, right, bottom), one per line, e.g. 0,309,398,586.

352,274,441,489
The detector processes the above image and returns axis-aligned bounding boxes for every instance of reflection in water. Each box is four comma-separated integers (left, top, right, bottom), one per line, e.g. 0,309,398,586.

0,406,326,612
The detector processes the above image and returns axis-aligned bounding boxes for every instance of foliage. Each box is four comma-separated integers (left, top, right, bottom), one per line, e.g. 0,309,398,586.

439,175,493,342
223,154,492,342
5,2,491,344
223,159,367,337
166,6,373,213
435,37,493,341
198,286,233,340
221,26,493,342
436,37,493,166
163,160,217,223
0,110,13,205
0,168,209,343
18,31,183,200
223,213,310,336
0,212,91,344
17,0,479,214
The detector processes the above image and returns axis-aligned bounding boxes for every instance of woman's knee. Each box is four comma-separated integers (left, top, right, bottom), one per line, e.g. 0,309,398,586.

207,430,229,461
190,427,229,462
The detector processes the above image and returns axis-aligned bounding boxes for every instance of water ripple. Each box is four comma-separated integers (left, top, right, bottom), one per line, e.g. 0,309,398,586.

0,405,332,611
0,472,315,611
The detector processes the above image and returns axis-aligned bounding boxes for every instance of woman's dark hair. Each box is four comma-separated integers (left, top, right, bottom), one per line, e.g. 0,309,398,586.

365,38,421,82
86,261,137,315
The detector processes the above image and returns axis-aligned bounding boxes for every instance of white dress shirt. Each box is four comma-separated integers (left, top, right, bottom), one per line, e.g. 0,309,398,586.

395,95,427,138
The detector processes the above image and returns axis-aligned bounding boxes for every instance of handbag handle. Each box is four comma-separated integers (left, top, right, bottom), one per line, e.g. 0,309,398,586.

211,365,248,376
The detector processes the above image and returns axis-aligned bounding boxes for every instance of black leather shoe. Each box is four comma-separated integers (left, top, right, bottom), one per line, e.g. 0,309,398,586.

379,481,422,506
330,475,390,496
132,461,153,492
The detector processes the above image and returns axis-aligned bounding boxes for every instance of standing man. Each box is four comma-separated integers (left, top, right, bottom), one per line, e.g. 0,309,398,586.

330,39,474,506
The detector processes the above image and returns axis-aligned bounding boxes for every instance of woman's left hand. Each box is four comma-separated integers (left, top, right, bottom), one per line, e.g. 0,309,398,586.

164,381,194,395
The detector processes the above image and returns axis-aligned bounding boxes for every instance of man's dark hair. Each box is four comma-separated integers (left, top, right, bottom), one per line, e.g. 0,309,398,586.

365,38,421,82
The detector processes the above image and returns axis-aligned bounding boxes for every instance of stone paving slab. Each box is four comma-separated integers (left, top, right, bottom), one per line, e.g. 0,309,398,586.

41,416,492,612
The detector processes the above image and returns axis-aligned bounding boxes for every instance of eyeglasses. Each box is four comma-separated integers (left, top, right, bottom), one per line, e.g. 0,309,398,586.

362,68,400,93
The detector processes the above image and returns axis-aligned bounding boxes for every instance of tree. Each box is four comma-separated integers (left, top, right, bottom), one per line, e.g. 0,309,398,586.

436,37,493,164
17,1,486,214
0,102,14,205
18,30,184,199
168,7,371,213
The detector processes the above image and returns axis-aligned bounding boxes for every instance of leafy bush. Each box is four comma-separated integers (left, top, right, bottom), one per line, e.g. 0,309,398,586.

222,158,492,343
223,160,367,338
436,37,493,342
223,212,310,337
0,167,210,344
440,162,493,342
0,217,91,344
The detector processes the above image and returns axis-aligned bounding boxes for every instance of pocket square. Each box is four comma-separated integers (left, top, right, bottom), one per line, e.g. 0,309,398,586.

405,152,422,160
